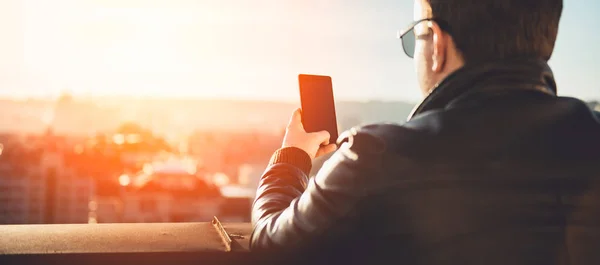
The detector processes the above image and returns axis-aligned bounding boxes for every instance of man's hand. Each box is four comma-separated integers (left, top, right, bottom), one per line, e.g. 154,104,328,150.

282,108,338,159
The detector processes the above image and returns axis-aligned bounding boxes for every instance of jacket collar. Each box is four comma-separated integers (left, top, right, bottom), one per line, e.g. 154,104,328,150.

407,58,557,121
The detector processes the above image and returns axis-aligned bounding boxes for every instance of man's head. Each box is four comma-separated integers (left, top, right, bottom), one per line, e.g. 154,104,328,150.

407,0,563,96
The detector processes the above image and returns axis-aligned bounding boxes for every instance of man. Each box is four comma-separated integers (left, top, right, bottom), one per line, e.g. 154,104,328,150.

251,0,600,264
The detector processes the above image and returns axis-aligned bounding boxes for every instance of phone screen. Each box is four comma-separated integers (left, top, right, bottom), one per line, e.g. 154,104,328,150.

298,74,338,144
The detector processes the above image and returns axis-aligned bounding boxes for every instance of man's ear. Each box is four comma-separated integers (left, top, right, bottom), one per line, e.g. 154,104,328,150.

430,21,446,72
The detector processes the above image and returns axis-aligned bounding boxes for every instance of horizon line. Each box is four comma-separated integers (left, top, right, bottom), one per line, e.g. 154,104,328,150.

0,95,419,104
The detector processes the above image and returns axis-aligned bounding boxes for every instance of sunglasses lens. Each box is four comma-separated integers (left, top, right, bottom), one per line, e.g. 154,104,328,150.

401,28,415,58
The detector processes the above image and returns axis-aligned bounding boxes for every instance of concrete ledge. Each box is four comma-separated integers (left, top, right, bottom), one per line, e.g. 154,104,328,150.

0,222,254,265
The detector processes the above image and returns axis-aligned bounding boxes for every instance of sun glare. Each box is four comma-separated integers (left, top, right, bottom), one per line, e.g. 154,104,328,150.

23,0,276,99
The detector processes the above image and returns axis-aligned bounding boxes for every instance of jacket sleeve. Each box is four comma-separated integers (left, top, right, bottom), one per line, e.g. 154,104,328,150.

250,128,386,252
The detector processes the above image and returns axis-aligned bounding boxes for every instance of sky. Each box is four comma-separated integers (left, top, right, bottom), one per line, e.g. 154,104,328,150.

0,0,598,103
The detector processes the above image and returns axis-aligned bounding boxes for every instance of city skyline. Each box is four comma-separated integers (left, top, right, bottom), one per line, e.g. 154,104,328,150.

0,0,599,102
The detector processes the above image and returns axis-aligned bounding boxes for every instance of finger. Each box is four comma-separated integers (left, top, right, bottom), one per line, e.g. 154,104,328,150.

313,130,331,146
287,108,304,129
316,144,337,158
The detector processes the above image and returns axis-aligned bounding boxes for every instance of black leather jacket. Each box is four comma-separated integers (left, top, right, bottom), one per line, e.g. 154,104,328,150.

251,59,600,265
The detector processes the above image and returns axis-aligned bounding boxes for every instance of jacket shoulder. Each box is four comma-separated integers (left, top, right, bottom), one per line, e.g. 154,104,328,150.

336,123,423,156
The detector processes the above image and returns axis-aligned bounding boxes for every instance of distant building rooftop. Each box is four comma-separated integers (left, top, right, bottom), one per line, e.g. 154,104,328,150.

219,185,256,199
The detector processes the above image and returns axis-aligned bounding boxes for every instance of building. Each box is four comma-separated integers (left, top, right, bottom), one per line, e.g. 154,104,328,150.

89,197,123,223
217,185,255,222
0,163,45,224
120,159,223,223
39,149,96,224
0,134,47,224
53,173,95,224
0,131,96,225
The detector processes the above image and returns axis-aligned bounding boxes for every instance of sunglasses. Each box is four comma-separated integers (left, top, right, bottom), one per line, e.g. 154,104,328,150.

397,18,451,58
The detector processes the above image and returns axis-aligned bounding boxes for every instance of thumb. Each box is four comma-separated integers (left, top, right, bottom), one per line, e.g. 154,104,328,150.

313,130,331,146
288,108,304,129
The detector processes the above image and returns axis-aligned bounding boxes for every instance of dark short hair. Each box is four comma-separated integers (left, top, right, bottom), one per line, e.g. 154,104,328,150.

428,0,563,63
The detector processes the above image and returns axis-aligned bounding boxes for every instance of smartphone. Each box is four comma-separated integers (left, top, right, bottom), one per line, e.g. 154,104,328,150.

298,74,338,145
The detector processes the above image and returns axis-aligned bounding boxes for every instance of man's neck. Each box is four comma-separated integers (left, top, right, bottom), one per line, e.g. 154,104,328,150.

408,58,555,121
